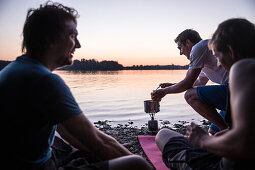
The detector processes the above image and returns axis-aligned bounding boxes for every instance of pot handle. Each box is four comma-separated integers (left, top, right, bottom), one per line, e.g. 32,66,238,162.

155,85,160,91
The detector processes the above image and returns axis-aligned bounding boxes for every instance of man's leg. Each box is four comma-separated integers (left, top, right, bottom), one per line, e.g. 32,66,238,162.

155,128,221,169
208,110,226,135
108,155,153,170
184,86,228,131
155,128,183,153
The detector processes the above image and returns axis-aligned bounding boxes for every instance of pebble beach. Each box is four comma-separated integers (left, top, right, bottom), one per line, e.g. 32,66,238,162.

94,120,210,165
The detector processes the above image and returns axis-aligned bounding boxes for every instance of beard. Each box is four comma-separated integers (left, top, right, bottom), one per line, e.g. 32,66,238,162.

55,55,73,69
64,56,73,66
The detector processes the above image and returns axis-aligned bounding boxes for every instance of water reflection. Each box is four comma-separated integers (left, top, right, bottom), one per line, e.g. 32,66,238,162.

54,70,209,128
58,70,121,75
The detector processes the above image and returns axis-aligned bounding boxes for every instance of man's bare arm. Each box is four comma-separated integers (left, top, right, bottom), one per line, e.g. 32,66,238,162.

192,59,255,159
151,68,201,101
60,114,132,160
193,76,209,86
57,124,90,152
166,68,202,93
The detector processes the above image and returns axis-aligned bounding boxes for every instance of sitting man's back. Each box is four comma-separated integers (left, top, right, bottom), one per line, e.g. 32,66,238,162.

0,2,153,170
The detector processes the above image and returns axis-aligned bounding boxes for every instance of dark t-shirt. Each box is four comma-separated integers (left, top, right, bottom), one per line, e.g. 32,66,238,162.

0,55,82,169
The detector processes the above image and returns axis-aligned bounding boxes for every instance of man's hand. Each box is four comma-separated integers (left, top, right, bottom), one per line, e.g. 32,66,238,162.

151,88,167,101
159,83,175,88
214,128,229,137
185,122,210,148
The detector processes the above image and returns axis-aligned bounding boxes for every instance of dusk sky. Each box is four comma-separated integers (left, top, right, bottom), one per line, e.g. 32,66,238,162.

0,0,254,66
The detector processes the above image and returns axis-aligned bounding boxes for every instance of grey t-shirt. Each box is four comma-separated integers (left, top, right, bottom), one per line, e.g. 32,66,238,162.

189,39,229,85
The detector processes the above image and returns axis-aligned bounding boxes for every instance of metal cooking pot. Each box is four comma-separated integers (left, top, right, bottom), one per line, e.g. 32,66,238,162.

144,100,160,113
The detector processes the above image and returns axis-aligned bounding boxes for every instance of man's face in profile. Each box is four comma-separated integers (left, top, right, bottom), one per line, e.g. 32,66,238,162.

51,19,81,68
177,41,192,60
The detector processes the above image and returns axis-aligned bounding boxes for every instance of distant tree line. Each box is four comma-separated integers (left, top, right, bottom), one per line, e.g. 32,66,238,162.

60,59,124,71
60,59,189,71
125,64,189,70
0,59,188,71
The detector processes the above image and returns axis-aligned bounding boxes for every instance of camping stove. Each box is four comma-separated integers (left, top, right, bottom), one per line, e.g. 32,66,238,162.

144,100,159,132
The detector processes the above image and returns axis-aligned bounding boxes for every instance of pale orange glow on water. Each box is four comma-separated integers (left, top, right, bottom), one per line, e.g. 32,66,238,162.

54,69,216,127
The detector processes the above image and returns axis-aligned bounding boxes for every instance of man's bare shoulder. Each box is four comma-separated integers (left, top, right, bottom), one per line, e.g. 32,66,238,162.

230,58,255,83
231,58,255,72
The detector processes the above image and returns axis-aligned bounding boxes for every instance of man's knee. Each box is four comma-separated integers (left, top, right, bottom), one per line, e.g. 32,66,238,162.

184,88,198,104
127,155,150,168
156,128,182,152
109,155,153,170
156,128,170,143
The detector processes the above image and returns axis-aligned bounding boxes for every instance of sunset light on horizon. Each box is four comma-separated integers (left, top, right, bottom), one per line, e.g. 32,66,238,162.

0,0,254,67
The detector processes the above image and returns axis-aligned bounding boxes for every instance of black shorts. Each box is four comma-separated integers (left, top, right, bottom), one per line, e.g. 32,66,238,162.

162,136,221,170
43,136,109,170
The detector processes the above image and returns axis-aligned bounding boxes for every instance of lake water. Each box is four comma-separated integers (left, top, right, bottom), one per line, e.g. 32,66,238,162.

54,70,212,128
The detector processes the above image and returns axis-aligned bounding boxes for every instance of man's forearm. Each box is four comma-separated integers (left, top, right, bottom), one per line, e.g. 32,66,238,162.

200,130,247,159
57,124,90,152
96,130,132,160
165,80,193,94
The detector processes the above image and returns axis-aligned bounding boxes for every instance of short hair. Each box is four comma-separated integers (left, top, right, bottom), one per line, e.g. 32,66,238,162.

174,29,202,45
209,18,255,59
22,1,79,57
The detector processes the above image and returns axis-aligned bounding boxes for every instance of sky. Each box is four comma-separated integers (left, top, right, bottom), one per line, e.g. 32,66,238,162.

0,0,254,66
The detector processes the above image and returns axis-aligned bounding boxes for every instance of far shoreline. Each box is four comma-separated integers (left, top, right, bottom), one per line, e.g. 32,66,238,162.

0,59,189,71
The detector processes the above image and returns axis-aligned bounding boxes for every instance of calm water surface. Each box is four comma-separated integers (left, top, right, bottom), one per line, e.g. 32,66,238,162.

54,70,211,128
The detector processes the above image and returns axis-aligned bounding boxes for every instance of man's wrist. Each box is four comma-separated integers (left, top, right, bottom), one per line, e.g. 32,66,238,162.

165,87,171,94
199,135,210,149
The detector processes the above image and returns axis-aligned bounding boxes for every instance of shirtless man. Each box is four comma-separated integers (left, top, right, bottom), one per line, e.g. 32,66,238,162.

155,18,255,169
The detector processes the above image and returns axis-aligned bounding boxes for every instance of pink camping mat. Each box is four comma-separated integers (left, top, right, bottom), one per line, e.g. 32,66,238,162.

138,135,169,170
